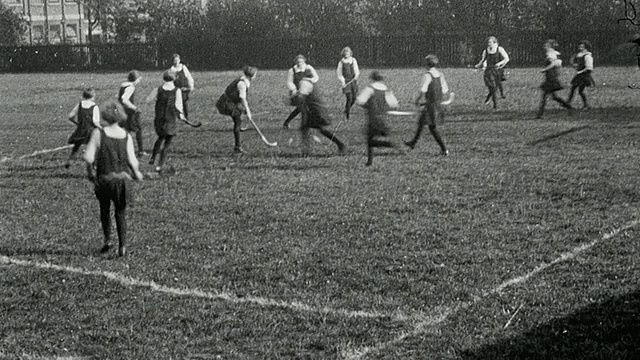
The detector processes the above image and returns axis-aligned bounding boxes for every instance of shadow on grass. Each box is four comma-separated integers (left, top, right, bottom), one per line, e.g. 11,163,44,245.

450,106,640,124
528,125,591,145
462,289,640,360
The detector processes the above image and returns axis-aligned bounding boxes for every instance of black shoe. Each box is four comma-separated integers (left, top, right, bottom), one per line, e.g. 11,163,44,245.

118,246,126,257
282,122,290,129
234,147,247,154
100,244,111,254
148,157,156,166
64,162,71,169
337,144,346,155
441,149,449,156
404,141,415,150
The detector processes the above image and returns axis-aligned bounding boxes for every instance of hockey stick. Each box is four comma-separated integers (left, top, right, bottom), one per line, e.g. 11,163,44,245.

387,110,417,116
246,116,278,147
387,93,455,116
341,78,355,89
441,92,455,105
180,117,202,128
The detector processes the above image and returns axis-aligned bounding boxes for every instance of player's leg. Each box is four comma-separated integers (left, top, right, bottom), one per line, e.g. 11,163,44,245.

405,112,426,149
182,91,190,119
114,205,127,257
536,91,549,118
283,108,300,129
428,125,448,155
66,143,82,168
578,85,589,109
551,92,573,109
98,194,112,253
158,135,174,169
130,112,146,156
135,130,145,156
319,127,346,154
488,74,498,109
300,126,311,155
366,135,374,166
345,92,355,120
232,115,244,153
151,136,164,165
567,85,577,105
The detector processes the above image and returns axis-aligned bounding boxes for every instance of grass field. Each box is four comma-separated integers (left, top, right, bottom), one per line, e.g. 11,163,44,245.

1,66,640,360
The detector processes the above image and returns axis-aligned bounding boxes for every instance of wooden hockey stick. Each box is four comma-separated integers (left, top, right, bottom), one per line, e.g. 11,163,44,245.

387,93,455,116
180,117,202,128
246,116,278,147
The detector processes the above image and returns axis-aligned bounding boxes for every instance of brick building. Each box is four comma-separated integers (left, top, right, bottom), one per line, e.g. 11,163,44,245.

2,0,209,45
2,0,91,44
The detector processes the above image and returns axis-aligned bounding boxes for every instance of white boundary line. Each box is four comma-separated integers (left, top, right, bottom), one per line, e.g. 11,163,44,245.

1,145,73,163
0,255,415,322
1,219,637,359
342,219,640,359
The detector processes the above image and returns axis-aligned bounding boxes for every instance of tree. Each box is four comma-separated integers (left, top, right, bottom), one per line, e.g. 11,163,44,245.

115,0,208,42
75,0,128,42
0,2,26,46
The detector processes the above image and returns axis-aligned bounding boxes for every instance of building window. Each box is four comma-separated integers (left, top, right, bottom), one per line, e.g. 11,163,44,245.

49,24,62,44
65,24,78,43
32,25,45,44
49,0,61,3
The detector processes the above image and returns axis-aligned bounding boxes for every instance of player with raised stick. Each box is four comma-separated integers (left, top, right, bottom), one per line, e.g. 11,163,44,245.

475,36,509,110
145,71,187,173
405,55,451,156
355,70,403,166
83,100,143,257
65,88,101,169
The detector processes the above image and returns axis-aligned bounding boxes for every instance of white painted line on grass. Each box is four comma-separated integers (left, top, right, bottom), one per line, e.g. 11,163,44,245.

0,145,73,163
0,255,413,322
343,218,640,359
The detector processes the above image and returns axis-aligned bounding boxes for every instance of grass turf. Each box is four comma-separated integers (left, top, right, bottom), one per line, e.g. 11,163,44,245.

1,67,639,359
